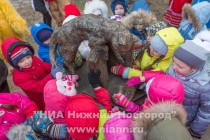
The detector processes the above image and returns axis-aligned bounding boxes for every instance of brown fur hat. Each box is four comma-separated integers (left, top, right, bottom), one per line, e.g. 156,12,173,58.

121,10,157,29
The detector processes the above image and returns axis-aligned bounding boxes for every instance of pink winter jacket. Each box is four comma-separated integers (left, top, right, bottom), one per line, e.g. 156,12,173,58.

44,80,71,124
125,75,184,113
0,92,39,140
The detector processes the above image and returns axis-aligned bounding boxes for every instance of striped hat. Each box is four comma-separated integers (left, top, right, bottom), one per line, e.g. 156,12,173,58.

10,46,33,66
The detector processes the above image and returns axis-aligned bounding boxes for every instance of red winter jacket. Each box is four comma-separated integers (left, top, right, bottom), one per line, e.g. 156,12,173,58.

13,56,53,111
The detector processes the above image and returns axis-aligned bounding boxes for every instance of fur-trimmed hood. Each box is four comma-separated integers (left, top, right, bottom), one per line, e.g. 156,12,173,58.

84,0,109,19
133,101,193,140
121,10,157,29
182,1,210,31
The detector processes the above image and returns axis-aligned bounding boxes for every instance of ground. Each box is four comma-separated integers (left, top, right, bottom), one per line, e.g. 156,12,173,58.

6,0,210,139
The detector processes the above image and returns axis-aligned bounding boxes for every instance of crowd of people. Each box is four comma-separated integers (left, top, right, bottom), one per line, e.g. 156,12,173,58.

0,0,210,139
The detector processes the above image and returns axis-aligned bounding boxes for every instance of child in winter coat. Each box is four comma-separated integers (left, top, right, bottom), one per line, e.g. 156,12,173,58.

31,22,63,65
178,1,210,40
1,37,65,111
110,27,184,79
0,92,39,140
110,0,129,21
0,58,9,92
164,0,192,27
121,10,157,60
44,72,79,124
127,30,210,139
65,70,112,140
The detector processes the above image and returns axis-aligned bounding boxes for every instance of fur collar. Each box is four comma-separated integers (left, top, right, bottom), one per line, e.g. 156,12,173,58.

182,3,201,31
121,10,157,29
133,101,187,139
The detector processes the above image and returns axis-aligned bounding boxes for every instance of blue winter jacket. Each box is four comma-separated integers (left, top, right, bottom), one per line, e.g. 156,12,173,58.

178,1,210,40
31,22,63,64
131,0,150,12
167,65,210,135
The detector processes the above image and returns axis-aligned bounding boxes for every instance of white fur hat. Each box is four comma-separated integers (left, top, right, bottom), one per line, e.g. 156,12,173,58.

84,0,109,19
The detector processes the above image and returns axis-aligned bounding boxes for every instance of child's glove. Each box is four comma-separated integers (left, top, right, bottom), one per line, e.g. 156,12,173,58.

51,61,65,78
126,76,145,86
132,61,140,70
113,93,131,108
47,124,69,139
110,64,126,76
88,70,101,88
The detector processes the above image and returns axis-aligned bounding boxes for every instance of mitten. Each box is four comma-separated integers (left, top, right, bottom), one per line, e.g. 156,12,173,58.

110,65,126,76
126,76,145,86
47,124,69,139
51,61,65,78
142,71,165,82
188,128,201,139
132,61,140,70
113,93,130,108
88,69,101,88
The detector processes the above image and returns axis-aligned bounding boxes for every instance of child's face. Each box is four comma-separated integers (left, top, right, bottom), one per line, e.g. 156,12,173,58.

147,33,153,44
115,4,125,16
17,55,33,69
149,45,162,57
134,24,143,31
43,38,51,45
172,57,195,76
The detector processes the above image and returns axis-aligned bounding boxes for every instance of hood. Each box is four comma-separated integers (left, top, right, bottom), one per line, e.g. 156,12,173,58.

133,101,192,140
1,37,34,70
122,10,157,29
31,22,53,45
156,27,184,60
110,0,129,15
84,0,109,19
182,2,210,31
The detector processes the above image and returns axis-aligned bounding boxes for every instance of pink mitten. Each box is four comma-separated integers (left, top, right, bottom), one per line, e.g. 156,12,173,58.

126,76,142,86
113,93,130,108
142,71,165,82
110,65,126,76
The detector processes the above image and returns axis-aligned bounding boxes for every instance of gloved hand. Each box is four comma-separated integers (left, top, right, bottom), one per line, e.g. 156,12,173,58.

88,70,101,88
24,112,54,135
110,64,126,76
47,124,69,139
113,93,131,108
126,76,145,86
188,128,201,139
51,61,65,78
132,61,140,70
142,71,165,82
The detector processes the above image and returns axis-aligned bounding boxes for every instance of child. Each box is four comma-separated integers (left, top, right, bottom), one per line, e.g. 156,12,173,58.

0,92,39,139
164,0,192,27
121,10,157,60
110,0,129,21
178,1,210,40
31,22,63,65
110,27,184,79
65,70,112,140
44,72,79,124
0,58,9,92
127,30,210,138
115,75,184,112
1,37,64,111
84,0,109,19
31,0,52,27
